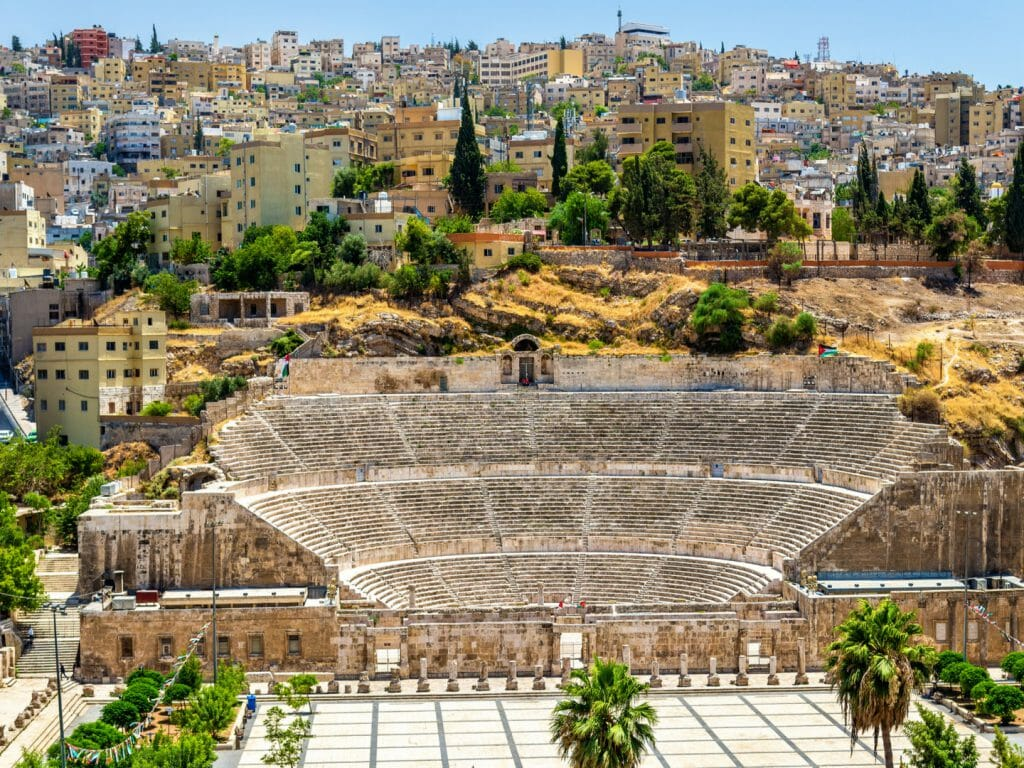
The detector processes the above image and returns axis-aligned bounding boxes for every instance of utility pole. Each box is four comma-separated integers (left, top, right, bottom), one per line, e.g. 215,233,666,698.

957,509,979,660
207,520,218,685
50,603,68,768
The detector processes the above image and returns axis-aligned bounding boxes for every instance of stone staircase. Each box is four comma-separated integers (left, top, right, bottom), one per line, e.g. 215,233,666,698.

15,554,81,678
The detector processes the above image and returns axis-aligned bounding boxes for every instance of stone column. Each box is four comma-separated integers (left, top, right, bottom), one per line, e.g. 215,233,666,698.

707,656,720,687
357,670,370,694
795,640,809,685
506,661,518,691
767,656,780,685
446,661,460,692
417,657,430,692
621,645,631,673
677,653,691,688
475,661,490,692
387,666,402,693
734,655,748,687
532,663,546,691
559,658,571,688
650,660,662,689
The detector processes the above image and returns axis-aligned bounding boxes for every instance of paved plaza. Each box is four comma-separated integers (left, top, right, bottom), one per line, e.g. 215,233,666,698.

236,689,992,768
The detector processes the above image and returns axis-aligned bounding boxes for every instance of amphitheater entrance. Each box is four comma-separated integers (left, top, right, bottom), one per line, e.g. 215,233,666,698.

502,334,555,386
559,632,584,668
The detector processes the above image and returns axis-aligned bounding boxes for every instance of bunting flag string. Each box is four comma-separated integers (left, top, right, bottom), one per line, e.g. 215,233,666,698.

62,623,210,764
969,601,1023,649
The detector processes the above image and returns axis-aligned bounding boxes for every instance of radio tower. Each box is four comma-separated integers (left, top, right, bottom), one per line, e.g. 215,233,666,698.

816,36,830,63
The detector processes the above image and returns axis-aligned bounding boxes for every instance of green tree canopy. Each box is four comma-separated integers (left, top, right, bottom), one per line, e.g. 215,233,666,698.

169,233,213,266
1005,143,1024,255
0,495,44,614
825,599,936,768
576,129,608,164
449,84,486,217
612,142,696,246
902,703,977,768
550,657,658,768
95,211,152,292
549,191,610,245
550,120,568,199
954,157,986,227
490,188,549,223
727,184,810,242
694,144,730,240
689,283,749,353
926,211,980,261
132,732,215,768
144,273,197,318
561,160,616,199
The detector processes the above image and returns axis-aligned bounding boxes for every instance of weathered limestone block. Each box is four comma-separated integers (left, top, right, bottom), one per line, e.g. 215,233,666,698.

417,658,430,693
506,661,518,691
475,661,490,692
446,661,459,692
795,640,809,685
357,670,370,694
677,653,691,688
532,664,546,691
734,655,749,687
387,667,402,693
650,660,663,688
767,656,780,686
707,656,720,687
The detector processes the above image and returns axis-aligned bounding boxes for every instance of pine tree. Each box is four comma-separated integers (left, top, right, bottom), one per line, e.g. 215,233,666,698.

449,84,486,218
1006,143,1024,255
551,120,568,199
149,25,161,54
954,156,986,227
134,37,143,53
194,125,205,153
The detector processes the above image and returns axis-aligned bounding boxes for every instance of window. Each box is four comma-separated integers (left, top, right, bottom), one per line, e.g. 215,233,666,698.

730,137,736,145
375,647,400,674
935,622,948,643
294,163,301,172
119,636,134,659
250,200,256,209
294,185,302,194
124,369,133,378
374,224,383,233
78,370,89,380
55,342,66,352
287,633,301,656
248,634,264,658
40,400,47,412
217,635,230,659
36,342,46,353
656,117,666,124
80,400,88,412
149,368,158,378
106,341,116,351
295,206,302,216
249,177,256,187
55,369,66,380
483,248,493,257
159,636,173,659
106,369,116,379
968,621,979,641
508,247,516,256
38,369,48,380
249,154,255,164
58,400,66,412
149,340,159,350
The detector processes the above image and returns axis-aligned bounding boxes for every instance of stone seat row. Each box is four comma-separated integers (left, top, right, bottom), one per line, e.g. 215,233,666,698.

342,553,773,609
215,391,948,484
244,476,865,567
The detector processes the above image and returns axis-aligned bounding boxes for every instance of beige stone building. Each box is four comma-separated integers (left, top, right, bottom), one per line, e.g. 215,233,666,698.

614,101,757,187
147,173,231,263
33,310,167,447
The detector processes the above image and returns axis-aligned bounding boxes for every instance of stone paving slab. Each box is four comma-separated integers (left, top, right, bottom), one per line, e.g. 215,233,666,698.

235,689,993,768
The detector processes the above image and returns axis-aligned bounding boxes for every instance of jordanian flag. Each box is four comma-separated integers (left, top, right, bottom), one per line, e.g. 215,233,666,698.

818,344,839,358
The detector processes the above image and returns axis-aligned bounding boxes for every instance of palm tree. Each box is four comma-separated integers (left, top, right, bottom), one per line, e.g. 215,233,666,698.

550,657,658,768
825,598,936,768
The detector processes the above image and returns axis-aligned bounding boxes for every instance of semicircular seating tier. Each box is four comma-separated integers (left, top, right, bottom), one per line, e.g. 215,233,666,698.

339,553,779,610
241,476,869,569
213,391,951,484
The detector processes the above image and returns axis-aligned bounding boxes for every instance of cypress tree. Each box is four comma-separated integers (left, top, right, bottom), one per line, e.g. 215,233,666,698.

449,85,486,218
149,25,161,54
1006,143,1024,255
954,156,985,227
694,144,729,240
551,120,568,199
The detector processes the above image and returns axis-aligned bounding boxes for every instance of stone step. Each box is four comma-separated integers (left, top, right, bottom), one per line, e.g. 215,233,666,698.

16,639,80,677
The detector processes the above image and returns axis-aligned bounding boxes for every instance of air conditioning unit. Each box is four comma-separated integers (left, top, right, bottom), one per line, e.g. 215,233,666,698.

111,595,136,611
100,481,121,497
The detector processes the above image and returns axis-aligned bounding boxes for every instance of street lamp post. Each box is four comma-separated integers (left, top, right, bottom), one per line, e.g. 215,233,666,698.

48,602,68,768
210,521,218,685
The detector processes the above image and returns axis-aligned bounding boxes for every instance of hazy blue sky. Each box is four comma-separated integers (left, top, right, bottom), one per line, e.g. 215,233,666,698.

5,0,1021,89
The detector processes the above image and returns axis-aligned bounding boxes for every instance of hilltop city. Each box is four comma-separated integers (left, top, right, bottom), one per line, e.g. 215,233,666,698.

1,15,1024,768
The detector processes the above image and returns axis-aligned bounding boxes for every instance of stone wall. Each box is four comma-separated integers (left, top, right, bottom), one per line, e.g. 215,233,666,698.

796,470,1024,579
78,604,338,682
288,353,915,396
99,415,201,452
77,491,332,595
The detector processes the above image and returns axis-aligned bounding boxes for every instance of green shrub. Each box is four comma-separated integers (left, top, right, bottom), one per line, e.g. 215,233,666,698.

971,679,997,705
168,319,191,330
1001,651,1024,676
176,655,203,691
101,700,141,729
940,660,971,685
504,252,542,273
162,683,193,704
766,319,795,350
587,339,605,352
517,269,531,286
897,387,943,424
689,283,749,353
322,260,382,293
140,401,172,417
958,665,990,699
126,668,165,688
183,394,205,417
120,687,153,713
793,312,817,338
752,292,779,314
269,330,304,357
985,685,1024,724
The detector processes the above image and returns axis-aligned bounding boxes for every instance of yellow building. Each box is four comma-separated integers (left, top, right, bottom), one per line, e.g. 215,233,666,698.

818,73,857,115
93,58,127,83
508,132,575,193
447,232,526,270
58,107,105,140
934,90,971,147
0,208,48,266
147,173,231,262
221,127,378,248
782,101,824,121
641,70,683,99
49,78,82,115
968,97,1003,147
33,310,168,448
614,101,757,188
478,49,584,87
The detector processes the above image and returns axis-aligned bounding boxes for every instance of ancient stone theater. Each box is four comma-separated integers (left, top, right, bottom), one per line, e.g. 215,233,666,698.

75,340,1024,682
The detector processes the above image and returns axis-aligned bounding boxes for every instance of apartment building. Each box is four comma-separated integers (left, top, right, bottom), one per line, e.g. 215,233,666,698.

934,89,973,147
271,31,300,67
478,49,584,87
969,97,1004,147
33,310,167,448
70,26,110,69
614,101,757,187
147,173,230,262
105,110,162,170
221,127,378,248
244,41,271,71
